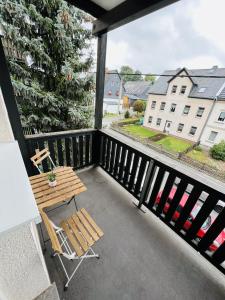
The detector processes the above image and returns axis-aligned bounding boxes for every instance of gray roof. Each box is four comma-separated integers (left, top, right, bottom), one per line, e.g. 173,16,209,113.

124,81,152,100
149,67,225,100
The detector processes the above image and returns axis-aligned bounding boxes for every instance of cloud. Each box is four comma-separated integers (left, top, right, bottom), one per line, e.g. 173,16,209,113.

105,0,225,73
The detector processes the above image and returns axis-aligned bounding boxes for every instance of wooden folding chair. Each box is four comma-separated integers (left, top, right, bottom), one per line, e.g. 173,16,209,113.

30,148,57,174
40,208,104,290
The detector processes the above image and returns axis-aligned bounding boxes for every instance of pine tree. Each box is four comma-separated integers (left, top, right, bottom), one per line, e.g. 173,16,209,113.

0,0,94,132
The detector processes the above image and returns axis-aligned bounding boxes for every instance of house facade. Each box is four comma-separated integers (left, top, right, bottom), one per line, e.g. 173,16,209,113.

201,85,225,147
103,69,124,114
144,67,225,144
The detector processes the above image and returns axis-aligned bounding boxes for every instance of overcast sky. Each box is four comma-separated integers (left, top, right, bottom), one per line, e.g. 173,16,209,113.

105,0,225,74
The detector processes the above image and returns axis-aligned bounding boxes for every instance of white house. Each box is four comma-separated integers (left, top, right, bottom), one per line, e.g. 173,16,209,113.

144,67,225,145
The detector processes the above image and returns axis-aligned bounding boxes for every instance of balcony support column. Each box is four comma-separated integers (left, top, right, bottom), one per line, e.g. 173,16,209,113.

94,33,107,130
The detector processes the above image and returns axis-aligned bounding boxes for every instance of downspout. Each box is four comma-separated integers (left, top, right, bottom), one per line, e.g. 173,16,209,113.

198,81,225,143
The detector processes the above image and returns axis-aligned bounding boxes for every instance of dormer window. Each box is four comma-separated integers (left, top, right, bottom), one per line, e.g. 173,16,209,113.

171,85,177,94
116,90,119,96
108,90,112,96
180,85,187,94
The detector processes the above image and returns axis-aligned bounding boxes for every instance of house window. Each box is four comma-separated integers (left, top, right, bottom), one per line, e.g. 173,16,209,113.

196,107,205,117
198,87,206,93
151,101,156,109
160,102,166,110
171,85,177,94
116,90,119,96
208,131,218,142
183,105,190,115
177,123,184,132
189,126,197,136
156,118,161,126
170,103,176,112
180,85,187,94
148,116,153,123
108,90,112,96
218,112,225,122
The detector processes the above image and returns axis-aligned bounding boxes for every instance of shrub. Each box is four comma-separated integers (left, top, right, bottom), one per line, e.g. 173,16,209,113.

133,100,145,115
124,110,130,119
195,146,202,152
210,141,225,161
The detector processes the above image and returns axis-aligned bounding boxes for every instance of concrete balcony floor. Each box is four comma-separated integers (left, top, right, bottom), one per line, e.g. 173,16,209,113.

43,167,225,300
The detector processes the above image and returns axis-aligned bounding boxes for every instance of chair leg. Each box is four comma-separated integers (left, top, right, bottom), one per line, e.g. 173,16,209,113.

57,248,100,290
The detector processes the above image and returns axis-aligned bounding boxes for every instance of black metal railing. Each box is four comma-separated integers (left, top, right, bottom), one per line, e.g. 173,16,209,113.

98,130,225,274
25,129,97,175
25,128,225,274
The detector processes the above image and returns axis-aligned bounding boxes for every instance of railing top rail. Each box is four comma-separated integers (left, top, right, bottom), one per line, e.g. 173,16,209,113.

100,129,225,197
25,128,96,140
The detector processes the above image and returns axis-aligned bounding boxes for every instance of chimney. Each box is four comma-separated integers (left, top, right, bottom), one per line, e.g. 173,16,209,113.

212,65,218,70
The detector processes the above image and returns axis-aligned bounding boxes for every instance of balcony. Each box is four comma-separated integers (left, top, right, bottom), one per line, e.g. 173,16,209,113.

25,128,225,298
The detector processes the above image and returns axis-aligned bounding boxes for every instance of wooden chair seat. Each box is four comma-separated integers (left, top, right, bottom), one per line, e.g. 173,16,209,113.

60,208,104,257
41,208,104,257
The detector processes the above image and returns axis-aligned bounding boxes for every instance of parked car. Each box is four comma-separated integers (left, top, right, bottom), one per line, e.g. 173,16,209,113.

155,188,225,251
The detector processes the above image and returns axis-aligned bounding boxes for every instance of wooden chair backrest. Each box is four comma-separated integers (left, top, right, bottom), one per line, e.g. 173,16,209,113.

30,148,50,167
40,210,62,254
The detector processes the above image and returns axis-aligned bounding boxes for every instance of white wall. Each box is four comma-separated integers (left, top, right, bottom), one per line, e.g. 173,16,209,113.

103,98,123,114
144,72,213,142
201,101,225,147
0,90,51,300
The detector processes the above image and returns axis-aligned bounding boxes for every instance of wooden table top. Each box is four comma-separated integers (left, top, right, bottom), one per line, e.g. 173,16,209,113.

29,167,86,210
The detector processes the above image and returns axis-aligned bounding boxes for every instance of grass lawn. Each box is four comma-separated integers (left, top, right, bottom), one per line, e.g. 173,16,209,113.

104,113,119,118
122,124,157,138
156,136,192,153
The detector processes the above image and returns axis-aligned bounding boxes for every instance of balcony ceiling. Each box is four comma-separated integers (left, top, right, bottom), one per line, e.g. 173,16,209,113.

67,0,180,35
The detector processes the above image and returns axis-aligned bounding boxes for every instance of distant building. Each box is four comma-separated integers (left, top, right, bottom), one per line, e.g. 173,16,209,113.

143,66,225,145
123,81,152,109
103,70,124,114
201,82,225,147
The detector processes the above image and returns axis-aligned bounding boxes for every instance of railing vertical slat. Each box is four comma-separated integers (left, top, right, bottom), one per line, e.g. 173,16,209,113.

109,141,116,175
72,136,78,169
48,139,56,166
128,153,140,192
123,150,133,187
65,137,71,166
186,195,218,240
147,167,165,209
164,180,187,222
134,158,147,197
79,135,84,167
85,135,90,165
175,186,202,231
156,173,176,215
198,207,225,252
57,138,64,166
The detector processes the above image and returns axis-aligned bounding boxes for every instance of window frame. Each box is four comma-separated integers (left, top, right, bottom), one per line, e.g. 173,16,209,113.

148,116,153,124
170,103,176,112
189,126,197,136
177,123,184,133
183,105,191,115
208,131,218,142
218,111,225,122
196,107,205,118
156,118,161,126
160,102,166,111
171,85,177,94
151,101,156,109
180,85,187,95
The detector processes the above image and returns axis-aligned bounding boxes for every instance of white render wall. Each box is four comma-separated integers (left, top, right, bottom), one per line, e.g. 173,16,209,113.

0,91,51,300
144,72,213,142
201,101,225,147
